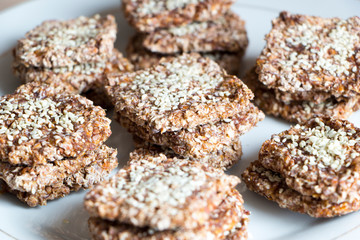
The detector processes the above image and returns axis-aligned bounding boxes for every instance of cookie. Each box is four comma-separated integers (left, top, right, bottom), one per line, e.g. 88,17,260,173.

242,161,360,218
244,68,360,123
84,147,240,230
14,14,117,68
256,11,360,98
122,0,235,32
127,34,244,75
141,11,248,54
0,82,111,165
132,135,242,170
13,49,133,94
258,116,360,204
1,145,118,207
117,103,263,168
106,53,253,133
88,189,249,240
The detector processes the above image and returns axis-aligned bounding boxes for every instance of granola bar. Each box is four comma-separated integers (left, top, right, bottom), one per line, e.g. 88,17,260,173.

242,161,360,217
14,14,117,68
84,148,240,230
88,189,248,240
0,83,111,165
256,11,360,98
106,53,253,133
141,11,248,54
122,0,235,32
258,116,360,204
1,145,118,207
117,103,263,167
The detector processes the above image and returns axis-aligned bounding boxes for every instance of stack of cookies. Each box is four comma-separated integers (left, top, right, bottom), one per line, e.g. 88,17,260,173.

242,116,360,217
245,12,360,123
123,0,248,75
12,14,133,107
0,82,118,207
106,53,264,169
85,148,249,239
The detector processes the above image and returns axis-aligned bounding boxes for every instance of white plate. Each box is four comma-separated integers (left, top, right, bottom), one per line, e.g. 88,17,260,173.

0,0,360,239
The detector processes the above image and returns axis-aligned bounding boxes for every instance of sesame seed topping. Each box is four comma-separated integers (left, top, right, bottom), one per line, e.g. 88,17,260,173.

258,12,360,93
0,94,85,144
120,54,228,113
278,19,359,78
282,118,359,171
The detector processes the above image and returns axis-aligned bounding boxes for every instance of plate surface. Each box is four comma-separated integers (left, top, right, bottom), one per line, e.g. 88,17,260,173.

0,0,360,239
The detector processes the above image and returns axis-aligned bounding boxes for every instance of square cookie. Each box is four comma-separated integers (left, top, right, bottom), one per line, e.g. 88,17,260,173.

256,11,360,98
0,82,111,165
141,11,248,54
14,14,117,68
117,103,263,168
0,145,118,207
106,53,253,133
126,34,244,75
84,148,240,230
87,189,249,240
258,116,360,204
244,68,360,123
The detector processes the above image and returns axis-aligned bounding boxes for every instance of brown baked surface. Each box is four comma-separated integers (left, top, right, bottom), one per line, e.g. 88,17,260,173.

242,161,360,218
122,0,235,32
0,83,111,165
13,49,133,94
1,145,118,207
258,116,360,204
117,103,263,167
256,11,360,98
141,11,248,54
106,53,253,133
84,147,240,230
14,14,117,68
126,34,244,75
244,68,360,123
88,189,248,240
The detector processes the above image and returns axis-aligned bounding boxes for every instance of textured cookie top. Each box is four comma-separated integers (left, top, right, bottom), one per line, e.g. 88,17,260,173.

142,11,248,54
84,148,240,230
0,83,111,165
15,14,116,68
257,11,360,97
107,53,253,133
259,116,360,203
